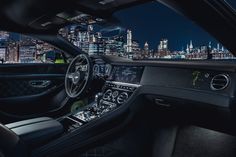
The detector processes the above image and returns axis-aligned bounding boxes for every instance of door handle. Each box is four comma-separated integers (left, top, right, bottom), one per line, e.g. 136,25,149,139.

29,80,51,88
155,98,171,107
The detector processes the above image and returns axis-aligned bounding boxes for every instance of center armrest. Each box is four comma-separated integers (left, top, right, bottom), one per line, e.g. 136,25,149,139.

6,117,63,147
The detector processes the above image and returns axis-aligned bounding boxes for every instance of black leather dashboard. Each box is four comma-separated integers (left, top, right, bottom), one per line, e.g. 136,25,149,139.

96,55,236,115
140,66,234,108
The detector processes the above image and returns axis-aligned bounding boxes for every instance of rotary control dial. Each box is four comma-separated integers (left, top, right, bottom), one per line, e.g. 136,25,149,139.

117,92,129,104
103,89,112,100
111,91,119,102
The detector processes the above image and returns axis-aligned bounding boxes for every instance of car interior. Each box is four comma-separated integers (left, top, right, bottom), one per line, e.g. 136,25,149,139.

1,0,236,157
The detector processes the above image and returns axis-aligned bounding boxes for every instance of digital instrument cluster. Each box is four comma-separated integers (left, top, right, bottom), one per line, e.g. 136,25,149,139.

93,63,112,77
108,66,144,84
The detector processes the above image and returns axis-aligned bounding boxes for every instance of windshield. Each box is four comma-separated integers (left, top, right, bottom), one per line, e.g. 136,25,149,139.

59,1,235,60
226,0,236,11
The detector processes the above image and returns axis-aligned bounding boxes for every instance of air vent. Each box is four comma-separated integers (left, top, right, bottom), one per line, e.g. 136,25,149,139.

210,74,230,90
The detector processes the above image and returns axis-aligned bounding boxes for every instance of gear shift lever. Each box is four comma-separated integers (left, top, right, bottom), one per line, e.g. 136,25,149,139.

95,92,103,106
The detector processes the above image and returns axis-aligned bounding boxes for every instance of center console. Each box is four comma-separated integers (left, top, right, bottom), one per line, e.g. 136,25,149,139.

61,81,140,132
3,80,137,157
61,66,144,132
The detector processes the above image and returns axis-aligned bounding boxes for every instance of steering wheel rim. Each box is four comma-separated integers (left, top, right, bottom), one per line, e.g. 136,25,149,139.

65,54,92,98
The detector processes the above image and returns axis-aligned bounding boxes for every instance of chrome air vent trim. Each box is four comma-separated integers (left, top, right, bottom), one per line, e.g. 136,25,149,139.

210,74,230,91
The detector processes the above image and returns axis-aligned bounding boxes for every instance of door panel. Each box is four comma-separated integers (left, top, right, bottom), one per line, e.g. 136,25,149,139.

0,75,64,98
0,64,68,123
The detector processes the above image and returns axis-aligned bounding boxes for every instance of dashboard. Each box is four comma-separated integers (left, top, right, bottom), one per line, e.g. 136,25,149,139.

91,56,234,93
141,67,233,93
69,55,236,136
91,55,235,110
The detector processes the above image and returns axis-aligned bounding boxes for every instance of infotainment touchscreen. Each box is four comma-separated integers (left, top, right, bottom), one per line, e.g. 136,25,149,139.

108,66,144,84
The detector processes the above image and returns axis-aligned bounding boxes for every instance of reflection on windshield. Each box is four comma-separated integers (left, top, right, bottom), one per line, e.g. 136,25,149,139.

59,24,234,60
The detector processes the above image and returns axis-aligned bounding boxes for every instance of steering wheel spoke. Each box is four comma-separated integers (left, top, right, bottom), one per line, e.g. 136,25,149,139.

69,81,75,93
67,73,74,79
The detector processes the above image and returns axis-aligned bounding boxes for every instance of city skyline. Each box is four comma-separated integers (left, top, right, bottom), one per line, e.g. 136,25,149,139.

0,28,224,53
60,25,233,60
0,31,58,63
0,24,234,64
114,2,219,50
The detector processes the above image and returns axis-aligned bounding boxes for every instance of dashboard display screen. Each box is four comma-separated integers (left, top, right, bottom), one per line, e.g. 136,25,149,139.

108,66,144,84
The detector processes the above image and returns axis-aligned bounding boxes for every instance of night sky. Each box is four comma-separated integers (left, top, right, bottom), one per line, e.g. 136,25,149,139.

227,0,236,9
113,1,219,51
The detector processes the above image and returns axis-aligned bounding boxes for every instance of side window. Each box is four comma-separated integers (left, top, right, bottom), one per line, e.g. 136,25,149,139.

0,31,65,64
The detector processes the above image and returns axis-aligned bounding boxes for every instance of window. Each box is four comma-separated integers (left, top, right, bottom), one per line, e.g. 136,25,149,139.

58,1,235,60
0,31,65,64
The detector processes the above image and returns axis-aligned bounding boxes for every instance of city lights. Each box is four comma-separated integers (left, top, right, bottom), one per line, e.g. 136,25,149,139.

0,26,234,64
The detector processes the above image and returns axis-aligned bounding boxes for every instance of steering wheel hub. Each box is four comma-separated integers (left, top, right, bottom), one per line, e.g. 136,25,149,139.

71,72,80,84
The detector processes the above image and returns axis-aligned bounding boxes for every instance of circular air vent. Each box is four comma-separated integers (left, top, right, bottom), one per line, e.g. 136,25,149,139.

210,74,230,91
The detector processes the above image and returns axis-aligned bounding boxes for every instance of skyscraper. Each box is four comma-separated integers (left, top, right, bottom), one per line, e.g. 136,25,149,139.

189,40,193,52
157,39,170,58
144,42,149,51
0,47,6,62
217,43,220,51
19,44,36,63
132,40,141,59
186,44,189,53
208,41,212,49
158,39,168,51
7,42,19,63
127,29,132,53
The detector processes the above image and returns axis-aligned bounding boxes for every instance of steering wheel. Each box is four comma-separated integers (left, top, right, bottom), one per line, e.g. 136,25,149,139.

65,54,92,98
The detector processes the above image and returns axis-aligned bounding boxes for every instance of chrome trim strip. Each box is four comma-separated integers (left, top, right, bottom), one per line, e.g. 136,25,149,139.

106,81,141,88
66,116,81,124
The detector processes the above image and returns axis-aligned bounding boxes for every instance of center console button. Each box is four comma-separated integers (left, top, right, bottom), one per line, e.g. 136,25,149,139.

112,91,119,98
